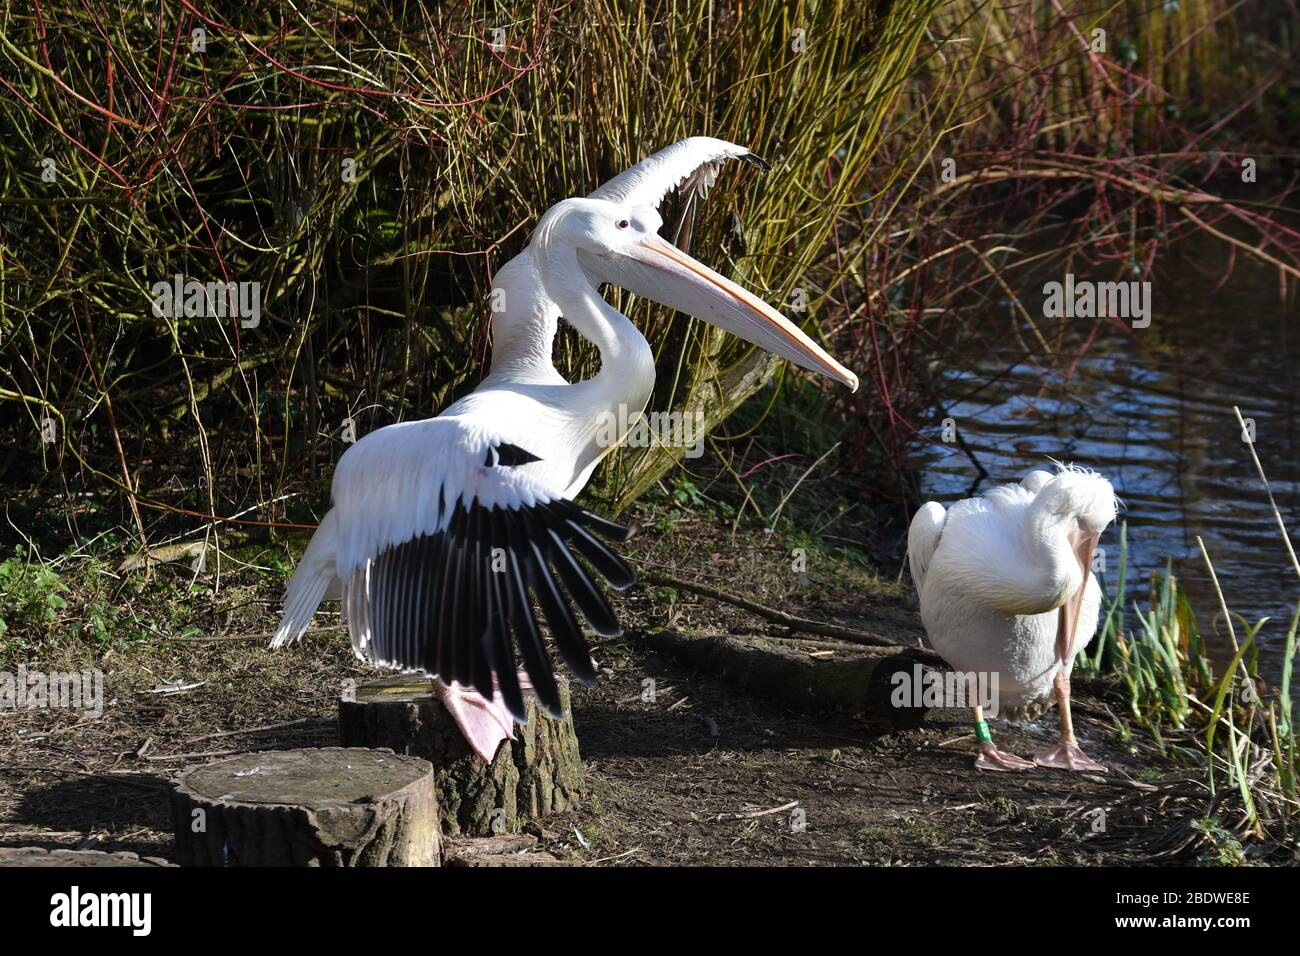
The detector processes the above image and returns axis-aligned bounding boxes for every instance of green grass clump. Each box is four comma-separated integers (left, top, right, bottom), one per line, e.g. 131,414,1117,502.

0,548,68,653
1081,521,1299,853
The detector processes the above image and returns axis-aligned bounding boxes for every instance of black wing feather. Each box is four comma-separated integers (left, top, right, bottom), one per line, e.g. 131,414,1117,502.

427,532,450,676
412,534,435,672
542,525,622,636
371,547,390,662
435,507,464,682
500,510,565,715
517,509,597,684
466,505,494,698
486,558,528,722
359,473,633,723
569,506,633,543
563,519,637,589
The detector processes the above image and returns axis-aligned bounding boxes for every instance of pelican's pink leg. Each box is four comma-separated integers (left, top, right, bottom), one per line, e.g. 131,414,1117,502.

431,672,532,763
1036,533,1107,772
971,706,1033,772
1033,671,1106,772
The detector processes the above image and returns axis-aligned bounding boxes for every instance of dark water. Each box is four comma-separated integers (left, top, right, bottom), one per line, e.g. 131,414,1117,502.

915,231,1299,674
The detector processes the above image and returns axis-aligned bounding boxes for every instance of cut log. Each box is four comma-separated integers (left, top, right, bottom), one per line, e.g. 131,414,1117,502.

0,847,175,867
338,675,585,837
644,630,952,726
171,747,439,867
446,849,564,867
443,833,565,867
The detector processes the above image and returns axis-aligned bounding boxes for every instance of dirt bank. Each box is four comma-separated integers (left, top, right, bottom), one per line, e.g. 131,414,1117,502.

0,492,1222,866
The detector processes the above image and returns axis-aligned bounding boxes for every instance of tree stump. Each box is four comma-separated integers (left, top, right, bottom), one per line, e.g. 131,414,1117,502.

171,747,439,867
338,675,585,837
644,630,950,726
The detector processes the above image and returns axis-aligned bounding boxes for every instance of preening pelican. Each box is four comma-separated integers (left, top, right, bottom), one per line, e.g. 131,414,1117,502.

908,466,1118,772
273,137,859,762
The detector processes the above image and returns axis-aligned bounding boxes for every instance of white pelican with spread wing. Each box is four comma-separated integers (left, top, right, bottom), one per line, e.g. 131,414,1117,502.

272,138,859,761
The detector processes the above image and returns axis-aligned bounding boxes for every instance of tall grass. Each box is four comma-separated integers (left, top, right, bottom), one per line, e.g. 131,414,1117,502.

0,0,944,548
0,0,1296,551
1081,517,1299,849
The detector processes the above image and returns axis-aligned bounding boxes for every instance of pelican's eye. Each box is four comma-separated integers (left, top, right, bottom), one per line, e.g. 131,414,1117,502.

616,219,630,229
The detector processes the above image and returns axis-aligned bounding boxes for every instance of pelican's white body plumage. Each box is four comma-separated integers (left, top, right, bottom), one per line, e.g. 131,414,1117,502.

910,470,1103,717
909,466,1118,770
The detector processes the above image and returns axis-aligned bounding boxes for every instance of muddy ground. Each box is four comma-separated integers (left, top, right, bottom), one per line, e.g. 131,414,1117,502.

1,466,1236,866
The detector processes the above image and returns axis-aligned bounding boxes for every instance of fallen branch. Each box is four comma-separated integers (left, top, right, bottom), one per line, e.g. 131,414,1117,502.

640,570,905,648
727,800,800,820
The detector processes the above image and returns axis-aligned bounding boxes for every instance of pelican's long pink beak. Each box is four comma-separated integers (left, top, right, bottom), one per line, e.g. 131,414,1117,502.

624,233,859,391
1056,525,1101,660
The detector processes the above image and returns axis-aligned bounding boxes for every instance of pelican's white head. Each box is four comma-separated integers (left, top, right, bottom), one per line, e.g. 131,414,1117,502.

531,197,665,258
1029,465,1118,658
1033,465,1118,538
530,196,859,391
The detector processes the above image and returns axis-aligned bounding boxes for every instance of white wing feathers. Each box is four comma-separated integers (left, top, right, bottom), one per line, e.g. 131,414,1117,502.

272,415,556,651
1020,469,1053,494
272,508,340,648
271,415,636,723
907,500,948,594
326,417,548,581
587,136,770,212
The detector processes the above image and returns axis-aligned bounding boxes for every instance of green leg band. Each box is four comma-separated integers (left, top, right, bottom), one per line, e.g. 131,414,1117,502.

974,719,993,744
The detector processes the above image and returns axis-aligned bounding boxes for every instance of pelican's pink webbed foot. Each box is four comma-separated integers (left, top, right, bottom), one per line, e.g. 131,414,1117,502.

1034,741,1106,772
433,671,533,763
1037,671,1106,771
975,742,1035,772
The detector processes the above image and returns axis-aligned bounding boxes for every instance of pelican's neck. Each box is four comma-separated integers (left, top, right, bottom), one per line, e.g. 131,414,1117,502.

951,490,1083,617
1020,499,1083,609
532,240,657,414
486,249,562,381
